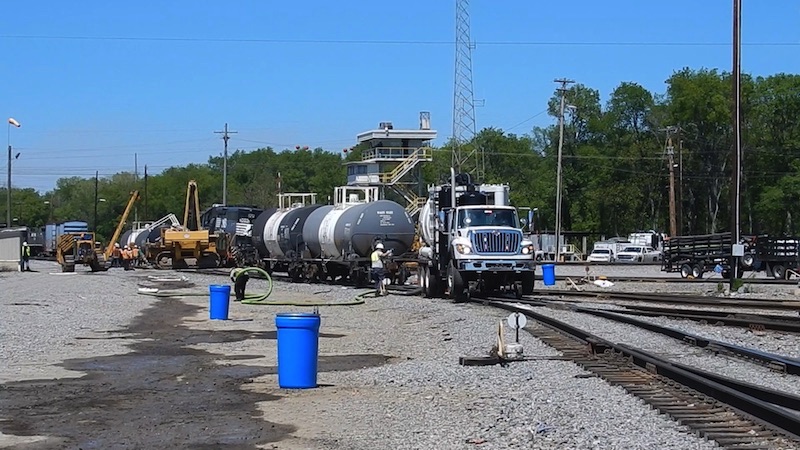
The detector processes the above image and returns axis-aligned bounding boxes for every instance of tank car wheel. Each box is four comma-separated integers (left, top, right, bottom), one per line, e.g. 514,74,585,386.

447,263,466,302
680,264,692,278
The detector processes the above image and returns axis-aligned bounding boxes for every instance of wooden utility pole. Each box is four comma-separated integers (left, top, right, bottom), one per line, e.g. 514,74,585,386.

554,78,574,262
215,123,237,206
666,127,678,237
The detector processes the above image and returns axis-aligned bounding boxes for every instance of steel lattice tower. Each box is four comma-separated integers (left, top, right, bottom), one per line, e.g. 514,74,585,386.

452,0,483,182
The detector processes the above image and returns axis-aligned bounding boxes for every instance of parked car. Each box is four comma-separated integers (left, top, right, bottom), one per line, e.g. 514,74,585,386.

587,248,614,262
616,245,661,263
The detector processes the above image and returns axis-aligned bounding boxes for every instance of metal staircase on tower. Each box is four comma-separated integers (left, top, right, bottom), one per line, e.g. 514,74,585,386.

344,112,437,217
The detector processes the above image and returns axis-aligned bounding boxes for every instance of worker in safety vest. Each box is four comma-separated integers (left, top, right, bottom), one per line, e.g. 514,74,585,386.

131,245,140,267
111,243,122,268
370,243,392,296
122,246,132,271
230,267,250,301
21,241,31,272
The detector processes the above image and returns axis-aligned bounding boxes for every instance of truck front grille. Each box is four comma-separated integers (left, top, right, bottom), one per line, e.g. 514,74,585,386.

471,230,521,254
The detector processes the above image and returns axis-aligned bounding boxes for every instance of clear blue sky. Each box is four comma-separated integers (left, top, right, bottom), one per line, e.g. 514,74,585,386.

1,1,798,193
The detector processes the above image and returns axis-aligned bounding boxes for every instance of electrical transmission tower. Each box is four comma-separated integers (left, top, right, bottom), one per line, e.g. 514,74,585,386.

452,0,484,182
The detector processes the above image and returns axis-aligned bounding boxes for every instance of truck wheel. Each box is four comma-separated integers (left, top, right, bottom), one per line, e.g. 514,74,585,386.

770,264,786,280
692,264,704,279
680,264,692,278
447,263,466,302
419,266,430,297
521,272,535,295
742,253,755,268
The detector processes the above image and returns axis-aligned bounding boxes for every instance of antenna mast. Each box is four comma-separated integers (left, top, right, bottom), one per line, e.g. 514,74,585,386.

452,0,483,181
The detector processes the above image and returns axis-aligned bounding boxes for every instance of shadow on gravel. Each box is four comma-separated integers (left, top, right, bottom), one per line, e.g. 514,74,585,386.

0,298,391,449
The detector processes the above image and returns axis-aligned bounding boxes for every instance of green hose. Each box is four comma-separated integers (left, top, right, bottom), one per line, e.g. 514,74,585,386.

137,266,372,306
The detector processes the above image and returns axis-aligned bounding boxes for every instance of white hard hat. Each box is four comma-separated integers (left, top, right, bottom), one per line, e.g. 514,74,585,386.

376,243,384,250
115,243,120,247
22,241,27,246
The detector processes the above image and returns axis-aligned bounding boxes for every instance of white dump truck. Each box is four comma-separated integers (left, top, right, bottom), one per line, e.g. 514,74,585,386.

417,168,536,301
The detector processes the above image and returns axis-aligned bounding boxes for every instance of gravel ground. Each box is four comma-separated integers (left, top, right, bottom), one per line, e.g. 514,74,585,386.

0,259,759,449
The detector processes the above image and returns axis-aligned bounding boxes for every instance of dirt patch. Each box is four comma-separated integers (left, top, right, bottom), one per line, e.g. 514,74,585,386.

0,297,392,449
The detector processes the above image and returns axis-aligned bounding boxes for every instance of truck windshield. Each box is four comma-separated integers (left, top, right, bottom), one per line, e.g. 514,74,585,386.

458,208,519,228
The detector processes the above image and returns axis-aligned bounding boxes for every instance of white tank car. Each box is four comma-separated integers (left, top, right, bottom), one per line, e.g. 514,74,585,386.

317,207,349,258
263,209,294,258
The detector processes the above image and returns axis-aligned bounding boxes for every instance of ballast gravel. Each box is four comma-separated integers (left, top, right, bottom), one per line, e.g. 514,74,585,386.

526,306,800,399
0,260,728,449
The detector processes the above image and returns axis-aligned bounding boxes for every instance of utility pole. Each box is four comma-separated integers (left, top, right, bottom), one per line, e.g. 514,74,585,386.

730,0,743,288
554,78,574,262
144,165,148,221
94,171,99,233
662,126,679,237
215,123,237,206
134,153,139,223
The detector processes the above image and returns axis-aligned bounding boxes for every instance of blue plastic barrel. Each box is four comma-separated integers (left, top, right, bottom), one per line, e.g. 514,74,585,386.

275,313,321,389
542,264,556,286
209,284,231,320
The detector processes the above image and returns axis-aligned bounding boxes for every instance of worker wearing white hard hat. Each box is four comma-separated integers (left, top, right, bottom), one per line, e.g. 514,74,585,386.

21,241,31,272
370,242,392,296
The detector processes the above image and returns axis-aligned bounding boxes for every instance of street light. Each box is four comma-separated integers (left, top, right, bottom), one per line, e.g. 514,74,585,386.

7,117,21,228
44,200,53,223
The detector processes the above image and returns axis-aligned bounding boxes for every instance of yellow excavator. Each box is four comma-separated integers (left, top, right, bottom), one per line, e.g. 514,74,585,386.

155,180,221,269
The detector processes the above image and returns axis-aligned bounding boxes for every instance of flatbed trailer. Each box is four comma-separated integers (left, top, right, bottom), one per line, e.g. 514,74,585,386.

751,236,800,279
661,233,736,278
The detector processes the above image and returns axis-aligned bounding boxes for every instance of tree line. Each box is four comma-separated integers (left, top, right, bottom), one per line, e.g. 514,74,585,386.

3,67,799,242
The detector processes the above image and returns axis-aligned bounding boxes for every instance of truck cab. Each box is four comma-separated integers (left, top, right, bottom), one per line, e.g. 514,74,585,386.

417,168,536,301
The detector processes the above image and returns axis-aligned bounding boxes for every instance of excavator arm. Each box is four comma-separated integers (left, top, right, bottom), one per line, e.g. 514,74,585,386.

104,190,140,260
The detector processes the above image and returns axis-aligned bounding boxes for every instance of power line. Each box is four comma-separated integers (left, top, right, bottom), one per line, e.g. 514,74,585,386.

0,34,797,47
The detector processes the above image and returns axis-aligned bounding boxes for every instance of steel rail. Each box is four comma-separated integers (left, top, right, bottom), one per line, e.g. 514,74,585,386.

604,305,800,333
574,307,800,375
531,288,800,310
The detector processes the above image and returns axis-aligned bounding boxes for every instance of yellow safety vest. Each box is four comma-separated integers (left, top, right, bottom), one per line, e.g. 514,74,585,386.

23,246,30,257
371,250,384,269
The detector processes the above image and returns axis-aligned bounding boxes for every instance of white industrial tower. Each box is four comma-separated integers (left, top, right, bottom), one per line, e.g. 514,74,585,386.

452,0,484,182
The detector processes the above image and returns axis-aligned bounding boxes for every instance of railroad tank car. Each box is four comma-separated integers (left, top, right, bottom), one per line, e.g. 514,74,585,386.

310,200,416,259
273,204,325,258
302,205,334,258
250,208,278,258
263,205,324,259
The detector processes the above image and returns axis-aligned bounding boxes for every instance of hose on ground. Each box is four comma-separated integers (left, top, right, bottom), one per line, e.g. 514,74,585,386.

137,266,371,306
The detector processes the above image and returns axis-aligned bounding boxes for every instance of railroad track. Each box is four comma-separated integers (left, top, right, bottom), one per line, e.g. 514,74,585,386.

591,304,800,333
532,288,800,311
485,300,800,448
551,274,797,285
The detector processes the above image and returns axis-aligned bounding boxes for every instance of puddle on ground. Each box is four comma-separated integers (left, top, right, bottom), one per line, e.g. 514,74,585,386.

0,297,394,449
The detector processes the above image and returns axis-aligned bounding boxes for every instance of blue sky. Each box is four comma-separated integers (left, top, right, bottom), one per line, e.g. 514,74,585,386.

1,1,798,193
